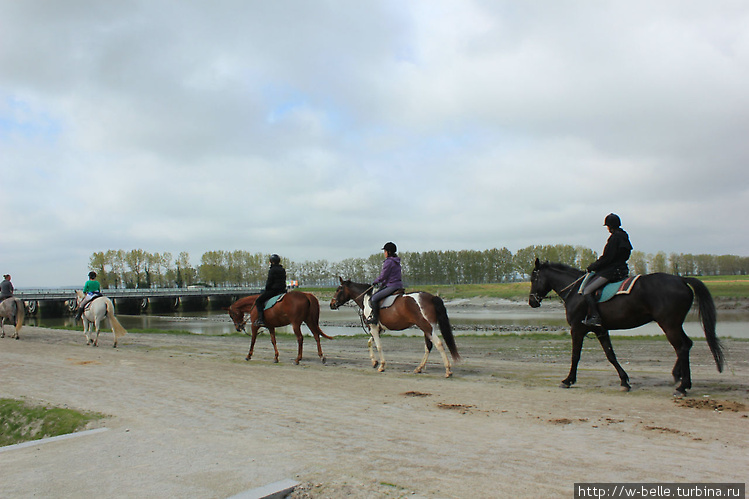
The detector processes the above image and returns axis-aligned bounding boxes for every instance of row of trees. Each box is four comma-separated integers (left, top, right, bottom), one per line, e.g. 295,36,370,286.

89,246,749,289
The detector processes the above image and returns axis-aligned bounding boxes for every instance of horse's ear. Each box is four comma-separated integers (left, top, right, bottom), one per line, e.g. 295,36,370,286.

339,276,343,284
534,257,540,268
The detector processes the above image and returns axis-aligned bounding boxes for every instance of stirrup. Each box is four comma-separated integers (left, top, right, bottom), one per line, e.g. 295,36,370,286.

365,315,378,325
582,315,602,327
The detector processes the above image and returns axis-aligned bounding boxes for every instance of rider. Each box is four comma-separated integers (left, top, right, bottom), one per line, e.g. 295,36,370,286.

1,274,15,323
0,274,13,301
367,242,404,325
254,254,287,327
581,213,633,327
74,271,102,322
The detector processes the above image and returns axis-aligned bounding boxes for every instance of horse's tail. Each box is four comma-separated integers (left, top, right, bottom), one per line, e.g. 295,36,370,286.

305,293,333,340
684,277,724,372
105,299,128,340
432,295,460,361
15,298,25,334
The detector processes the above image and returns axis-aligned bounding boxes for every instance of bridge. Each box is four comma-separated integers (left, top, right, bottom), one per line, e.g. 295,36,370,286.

14,287,262,316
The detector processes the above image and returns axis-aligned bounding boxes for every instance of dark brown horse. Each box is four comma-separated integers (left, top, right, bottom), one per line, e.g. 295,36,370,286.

529,258,724,396
226,291,332,364
330,278,460,377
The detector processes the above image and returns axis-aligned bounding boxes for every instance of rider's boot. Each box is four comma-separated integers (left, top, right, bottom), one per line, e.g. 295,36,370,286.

73,307,83,322
366,303,380,325
582,294,603,327
254,307,265,327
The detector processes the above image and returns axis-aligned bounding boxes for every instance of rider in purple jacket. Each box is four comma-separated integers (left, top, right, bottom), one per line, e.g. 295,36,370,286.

367,242,404,325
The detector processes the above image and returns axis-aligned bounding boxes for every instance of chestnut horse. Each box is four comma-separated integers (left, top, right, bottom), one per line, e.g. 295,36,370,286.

528,259,724,396
330,278,460,377
226,291,332,364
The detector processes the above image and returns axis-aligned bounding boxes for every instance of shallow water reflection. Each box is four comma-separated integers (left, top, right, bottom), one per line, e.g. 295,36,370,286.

24,304,749,338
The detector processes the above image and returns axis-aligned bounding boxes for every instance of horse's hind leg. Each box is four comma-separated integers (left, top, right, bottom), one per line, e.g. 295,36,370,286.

663,325,693,397
594,329,631,391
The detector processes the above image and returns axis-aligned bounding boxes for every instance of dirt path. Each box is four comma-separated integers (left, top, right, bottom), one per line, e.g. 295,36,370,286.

1,326,747,498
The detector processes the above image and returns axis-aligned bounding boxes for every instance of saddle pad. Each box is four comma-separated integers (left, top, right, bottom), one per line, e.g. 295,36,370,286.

599,275,641,303
263,293,285,310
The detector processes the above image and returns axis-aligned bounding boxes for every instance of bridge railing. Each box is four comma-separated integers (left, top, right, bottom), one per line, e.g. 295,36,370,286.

15,287,261,301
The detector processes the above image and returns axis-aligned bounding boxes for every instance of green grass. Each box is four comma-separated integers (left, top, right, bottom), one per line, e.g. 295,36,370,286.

0,398,105,447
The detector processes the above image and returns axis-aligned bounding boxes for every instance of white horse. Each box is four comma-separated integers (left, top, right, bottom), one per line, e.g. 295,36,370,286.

75,290,127,347
0,297,25,339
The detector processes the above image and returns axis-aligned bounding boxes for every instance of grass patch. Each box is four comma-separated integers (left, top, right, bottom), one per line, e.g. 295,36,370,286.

0,398,105,447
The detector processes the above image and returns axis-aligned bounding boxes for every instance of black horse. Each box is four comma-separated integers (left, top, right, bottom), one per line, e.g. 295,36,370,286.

528,258,724,396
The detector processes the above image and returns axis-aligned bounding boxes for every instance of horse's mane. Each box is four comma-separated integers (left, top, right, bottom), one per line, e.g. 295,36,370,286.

540,261,585,276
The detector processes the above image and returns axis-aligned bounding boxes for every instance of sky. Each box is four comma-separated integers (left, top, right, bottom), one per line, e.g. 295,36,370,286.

1,1,748,287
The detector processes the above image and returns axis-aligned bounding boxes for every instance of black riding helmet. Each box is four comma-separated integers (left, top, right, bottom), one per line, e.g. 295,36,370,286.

604,213,621,228
382,242,397,255
269,254,281,265
88,271,97,279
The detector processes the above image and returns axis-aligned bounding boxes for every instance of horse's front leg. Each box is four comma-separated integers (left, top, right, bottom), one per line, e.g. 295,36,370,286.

367,336,378,368
594,329,631,392
268,328,280,363
562,327,585,388
291,324,304,365
0,319,5,338
246,328,259,361
369,325,386,372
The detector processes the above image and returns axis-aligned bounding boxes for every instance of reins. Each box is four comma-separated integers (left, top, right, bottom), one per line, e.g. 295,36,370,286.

557,275,585,301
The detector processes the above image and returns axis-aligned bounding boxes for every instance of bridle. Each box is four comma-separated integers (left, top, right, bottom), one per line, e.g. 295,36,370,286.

530,270,585,304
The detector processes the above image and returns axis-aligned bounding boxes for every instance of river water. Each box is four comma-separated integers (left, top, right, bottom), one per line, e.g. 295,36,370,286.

23,301,749,339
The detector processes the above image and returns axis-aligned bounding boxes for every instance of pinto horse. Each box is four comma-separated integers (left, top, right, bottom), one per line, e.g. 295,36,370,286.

226,291,332,364
330,278,460,377
528,259,724,396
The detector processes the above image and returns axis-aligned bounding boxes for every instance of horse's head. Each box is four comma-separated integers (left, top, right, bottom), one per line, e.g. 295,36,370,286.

74,289,84,306
225,303,250,333
528,258,552,308
330,277,354,310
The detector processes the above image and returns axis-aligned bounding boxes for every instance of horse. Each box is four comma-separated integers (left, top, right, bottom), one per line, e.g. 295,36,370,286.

528,258,724,396
74,290,128,347
0,297,25,339
225,290,332,365
330,278,460,378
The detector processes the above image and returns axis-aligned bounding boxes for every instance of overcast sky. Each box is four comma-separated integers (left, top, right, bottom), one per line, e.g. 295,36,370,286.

2,1,748,287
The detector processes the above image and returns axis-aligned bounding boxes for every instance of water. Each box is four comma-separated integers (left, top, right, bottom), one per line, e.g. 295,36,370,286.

24,303,749,339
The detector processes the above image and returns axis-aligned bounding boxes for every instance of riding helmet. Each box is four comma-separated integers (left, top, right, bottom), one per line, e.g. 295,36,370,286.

88,271,97,279
269,254,281,265
604,213,621,228
382,242,397,254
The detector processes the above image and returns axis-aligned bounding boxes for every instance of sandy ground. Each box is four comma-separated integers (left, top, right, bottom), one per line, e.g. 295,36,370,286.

1,301,748,498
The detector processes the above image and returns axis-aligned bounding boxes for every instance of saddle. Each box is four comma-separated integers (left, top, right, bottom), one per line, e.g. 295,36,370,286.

595,275,640,303
83,292,104,310
262,293,286,311
379,289,405,309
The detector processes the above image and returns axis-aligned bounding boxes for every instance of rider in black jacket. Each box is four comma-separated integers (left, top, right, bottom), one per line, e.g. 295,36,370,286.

582,213,633,327
254,254,287,327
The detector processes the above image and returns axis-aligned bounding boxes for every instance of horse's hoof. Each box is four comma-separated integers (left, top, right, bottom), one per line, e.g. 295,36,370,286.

372,362,379,369
245,356,251,361
620,385,631,392
294,360,300,365
321,357,327,365
445,371,453,378
274,359,279,364
560,382,571,389
413,368,423,374
673,390,687,398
